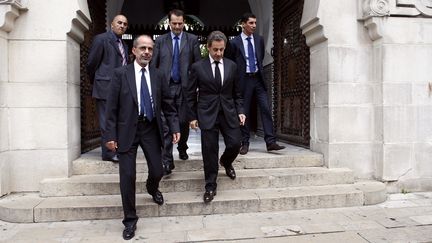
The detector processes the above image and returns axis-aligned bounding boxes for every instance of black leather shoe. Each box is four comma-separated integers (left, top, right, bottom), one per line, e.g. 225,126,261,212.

122,224,136,240
150,190,164,205
266,143,286,152
102,154,119,163
224,165,236,180
163,165,172,176
239,144,249,155
178,150,189,160
163,161,175,176
203,190,216,203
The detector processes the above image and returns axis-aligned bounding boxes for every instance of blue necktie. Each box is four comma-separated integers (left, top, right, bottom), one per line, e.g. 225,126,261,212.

171,36,180,83
246,37,256,73
140,68,153,121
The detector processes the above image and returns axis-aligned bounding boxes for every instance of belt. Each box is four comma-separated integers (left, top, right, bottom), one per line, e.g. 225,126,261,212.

170,78,181,85
245,72,258,77
138,115,148,122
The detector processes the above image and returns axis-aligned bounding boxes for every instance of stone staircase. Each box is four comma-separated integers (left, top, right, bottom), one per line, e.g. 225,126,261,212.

0,138,387,223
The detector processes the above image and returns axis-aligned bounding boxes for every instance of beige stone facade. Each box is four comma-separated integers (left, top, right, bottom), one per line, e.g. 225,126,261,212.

0,0,430,197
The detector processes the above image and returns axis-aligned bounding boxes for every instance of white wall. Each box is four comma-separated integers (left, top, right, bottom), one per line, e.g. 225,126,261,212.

303,0,432,191
1,0,89,192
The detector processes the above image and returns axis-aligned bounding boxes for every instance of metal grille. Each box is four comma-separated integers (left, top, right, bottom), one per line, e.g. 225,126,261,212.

80,0,107,153
273,0,310,147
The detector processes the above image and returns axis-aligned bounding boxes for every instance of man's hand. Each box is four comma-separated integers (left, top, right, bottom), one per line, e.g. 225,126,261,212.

239,114,246,126
190,120,199,130
106,140,118,152
172,132,181,144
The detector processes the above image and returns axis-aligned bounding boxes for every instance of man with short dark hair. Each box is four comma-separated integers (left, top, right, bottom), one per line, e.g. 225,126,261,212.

152,9,201,175
87,14,129,162
227,13,285,155
187,31,246,203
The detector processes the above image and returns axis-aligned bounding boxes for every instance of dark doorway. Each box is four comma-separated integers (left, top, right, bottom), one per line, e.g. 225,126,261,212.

80,0,251,153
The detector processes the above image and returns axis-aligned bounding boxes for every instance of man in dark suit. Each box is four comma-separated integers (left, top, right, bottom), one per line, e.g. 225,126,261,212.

227,13,285,155
105,35,180,240
151,9,201,175
86,14,129,162
187,31,246,203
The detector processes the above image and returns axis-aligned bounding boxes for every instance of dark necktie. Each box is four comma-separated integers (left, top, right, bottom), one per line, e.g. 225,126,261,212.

140,68,153,121
214,61,222,85
118,39,127,66
246,37,256,73
171,36,180,83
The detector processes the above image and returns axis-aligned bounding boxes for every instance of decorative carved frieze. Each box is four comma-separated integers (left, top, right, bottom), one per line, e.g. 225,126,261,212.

362,0,391,18
360,0,432,19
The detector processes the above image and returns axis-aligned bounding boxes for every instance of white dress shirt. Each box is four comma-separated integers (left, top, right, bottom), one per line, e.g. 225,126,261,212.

209,55,224,84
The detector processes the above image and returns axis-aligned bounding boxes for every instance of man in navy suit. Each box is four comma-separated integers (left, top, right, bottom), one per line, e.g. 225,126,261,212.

151,9,201,175
86,14,129,162
227,13,285,155
105,35,180,240
187,31,246,203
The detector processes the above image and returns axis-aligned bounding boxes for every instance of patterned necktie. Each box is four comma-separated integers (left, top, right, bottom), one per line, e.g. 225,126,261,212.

118,39,127,66
214,61,222,85
171,36,180,83
246,37,256,73
140,68,153,121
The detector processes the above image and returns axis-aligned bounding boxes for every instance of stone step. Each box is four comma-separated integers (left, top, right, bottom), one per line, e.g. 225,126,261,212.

73,148,323,175
0,181,386,223
40,167,353,197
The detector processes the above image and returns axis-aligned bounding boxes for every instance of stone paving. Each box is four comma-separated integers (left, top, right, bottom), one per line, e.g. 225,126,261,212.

1,192,432,242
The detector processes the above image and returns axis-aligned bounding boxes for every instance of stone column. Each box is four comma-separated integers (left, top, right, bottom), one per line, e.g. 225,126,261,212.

360,0,432,191
303,0,379,178
303,0,432,191
2,0,90,192
0,0,27,196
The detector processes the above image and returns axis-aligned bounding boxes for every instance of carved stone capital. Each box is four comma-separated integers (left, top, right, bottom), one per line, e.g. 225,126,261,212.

414,0,432,16
0,0,27,33
361,0,391,19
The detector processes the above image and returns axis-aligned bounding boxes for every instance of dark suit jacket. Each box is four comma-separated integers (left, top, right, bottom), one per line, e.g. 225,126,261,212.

187,57,244,130
105,64,180,152
87,30,129,100
226,33,266,90
151,31,201,89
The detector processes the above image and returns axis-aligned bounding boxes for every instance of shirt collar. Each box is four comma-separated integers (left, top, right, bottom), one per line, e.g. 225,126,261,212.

110,30,121,41
241,32,252,40
134,61,148,73
209,55,223,65
170,31,183,40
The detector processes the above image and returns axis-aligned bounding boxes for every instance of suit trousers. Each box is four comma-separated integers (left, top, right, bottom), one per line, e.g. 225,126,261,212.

162,83,190,166
241,75,276,145
118,119,163,228
96,99,116,159
201,111,241,191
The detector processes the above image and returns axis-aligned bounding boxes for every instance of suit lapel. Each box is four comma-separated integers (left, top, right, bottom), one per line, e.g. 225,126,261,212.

203,58,214,83
253,33,260,65
179,33,187,54
236,36,246,61
165,33,173,56
108,32,122,57
126,64,138,107
149,67,158,111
